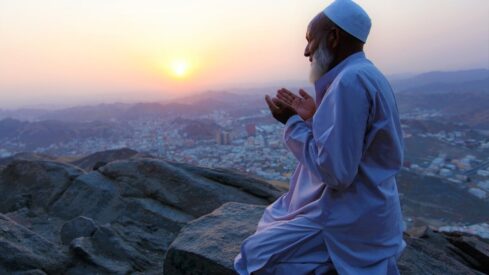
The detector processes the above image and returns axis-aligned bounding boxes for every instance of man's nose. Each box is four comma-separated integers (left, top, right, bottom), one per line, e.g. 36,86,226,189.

304,46,310,58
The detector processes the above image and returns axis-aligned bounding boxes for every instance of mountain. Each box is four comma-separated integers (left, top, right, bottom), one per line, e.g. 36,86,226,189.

0,108,51,121
0,149,487,274
397,170,489,226
38,103,133,122
170,118,222,140
396,87,489,128
0,118,125,150
2,68,487,127
0,93,266,123
391,69,489,92
392,69,489,129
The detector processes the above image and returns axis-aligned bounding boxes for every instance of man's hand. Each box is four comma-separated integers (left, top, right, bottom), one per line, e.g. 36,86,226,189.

265,95,297,124
276,89,316,121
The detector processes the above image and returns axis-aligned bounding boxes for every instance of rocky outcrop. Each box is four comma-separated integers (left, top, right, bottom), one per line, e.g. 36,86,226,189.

0,152,58,167
60,216,98,245
0,152,282,274
0,214,69,274
70,148,148,171
164,202,489,275
1,149,487,274
399,229,489,274
164,202,266,275
0,160,84,213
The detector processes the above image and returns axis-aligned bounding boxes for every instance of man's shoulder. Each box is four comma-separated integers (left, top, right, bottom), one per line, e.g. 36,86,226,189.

339,59,382,79
337,61,391,90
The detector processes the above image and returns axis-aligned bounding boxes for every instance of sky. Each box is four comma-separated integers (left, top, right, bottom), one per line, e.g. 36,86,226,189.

0,0,488,109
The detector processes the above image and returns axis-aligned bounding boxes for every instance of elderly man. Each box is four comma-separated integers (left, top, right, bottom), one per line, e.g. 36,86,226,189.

234,0,405,274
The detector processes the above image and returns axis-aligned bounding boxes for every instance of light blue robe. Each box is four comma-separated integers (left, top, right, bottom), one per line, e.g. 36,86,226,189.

234,52,406,275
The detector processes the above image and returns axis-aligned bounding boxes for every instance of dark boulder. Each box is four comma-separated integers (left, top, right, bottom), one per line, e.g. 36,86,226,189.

0,160,84,213
60,216,98,245
70,148,149,171
0,214,69,274
164,202,265,275
0,152,283,274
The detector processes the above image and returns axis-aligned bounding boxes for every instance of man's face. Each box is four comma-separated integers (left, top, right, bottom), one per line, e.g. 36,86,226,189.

304,20,323,63
305,16,335,83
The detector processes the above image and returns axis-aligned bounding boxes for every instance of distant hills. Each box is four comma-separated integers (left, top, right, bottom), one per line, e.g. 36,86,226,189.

0,68,487,128
0,92,263,123
397,170,489,226
0,118,125,150
392,69,489,129
390,69,489,92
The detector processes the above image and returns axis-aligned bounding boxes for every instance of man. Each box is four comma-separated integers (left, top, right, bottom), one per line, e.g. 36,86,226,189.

234,0,406,274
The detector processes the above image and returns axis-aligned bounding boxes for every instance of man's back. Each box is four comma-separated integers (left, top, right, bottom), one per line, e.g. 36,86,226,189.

310,54,405,265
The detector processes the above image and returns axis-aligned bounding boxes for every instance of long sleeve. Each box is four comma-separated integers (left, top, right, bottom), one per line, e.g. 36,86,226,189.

283,72,370,191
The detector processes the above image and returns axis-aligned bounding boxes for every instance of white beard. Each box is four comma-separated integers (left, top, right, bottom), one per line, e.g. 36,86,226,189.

309,45,334,84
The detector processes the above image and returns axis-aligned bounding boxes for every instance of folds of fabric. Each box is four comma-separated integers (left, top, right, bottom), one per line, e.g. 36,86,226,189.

234,52,405,275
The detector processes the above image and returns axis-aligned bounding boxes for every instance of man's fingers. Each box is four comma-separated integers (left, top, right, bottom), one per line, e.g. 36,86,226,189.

277,93,293,104
265,95,279,111
278,88,299,100
299,89,312,100
272,97,288,109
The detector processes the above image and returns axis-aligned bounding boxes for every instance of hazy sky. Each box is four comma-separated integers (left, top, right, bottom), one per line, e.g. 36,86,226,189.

0,0,488,108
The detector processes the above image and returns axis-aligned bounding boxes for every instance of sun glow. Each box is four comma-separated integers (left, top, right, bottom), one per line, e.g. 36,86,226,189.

170,59,190,79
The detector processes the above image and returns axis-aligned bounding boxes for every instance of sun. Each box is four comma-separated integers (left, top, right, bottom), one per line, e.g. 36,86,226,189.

170,59,190,78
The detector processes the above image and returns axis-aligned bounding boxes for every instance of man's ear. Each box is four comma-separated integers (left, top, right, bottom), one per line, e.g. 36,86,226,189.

329,28,340,50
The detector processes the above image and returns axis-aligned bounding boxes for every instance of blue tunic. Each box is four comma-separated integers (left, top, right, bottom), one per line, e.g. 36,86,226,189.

234,52,406,275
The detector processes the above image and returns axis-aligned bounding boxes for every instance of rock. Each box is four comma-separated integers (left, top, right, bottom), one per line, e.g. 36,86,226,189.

0,152,283,274
0,160,84,213
49,171,122,222
405,225,429,238
164,202,266,275
99,158,279,217
69,224,161,274
92,161,107,171
0,152,57,167
60,216,98,245
172,162,284,202
0,214,69,274
398,229,487,275
1,149,486,274
10,270,47,275
70,148,150,171
445,233,489,274
165,202,488,275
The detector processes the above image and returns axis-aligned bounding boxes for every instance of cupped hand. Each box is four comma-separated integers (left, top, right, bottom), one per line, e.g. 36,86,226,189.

276,88,316,121
265,95,297,124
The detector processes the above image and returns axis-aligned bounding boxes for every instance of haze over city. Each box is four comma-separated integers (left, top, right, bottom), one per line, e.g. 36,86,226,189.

0,0,488,108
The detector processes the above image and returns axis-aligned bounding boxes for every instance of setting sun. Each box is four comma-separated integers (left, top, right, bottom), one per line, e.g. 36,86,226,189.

170,59,190,79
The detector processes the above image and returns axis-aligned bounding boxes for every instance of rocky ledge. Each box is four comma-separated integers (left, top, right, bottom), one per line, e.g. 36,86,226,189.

0,150,282,274
0,149,487,274
164,202,489,275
